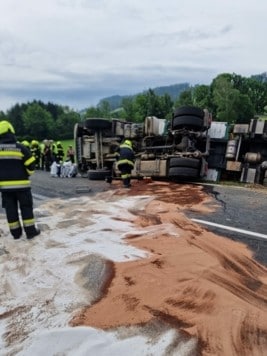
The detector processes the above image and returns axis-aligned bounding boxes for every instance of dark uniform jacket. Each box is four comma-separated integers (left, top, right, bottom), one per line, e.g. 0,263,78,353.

0,133,35,191
117,144,135,168
56,144,64,163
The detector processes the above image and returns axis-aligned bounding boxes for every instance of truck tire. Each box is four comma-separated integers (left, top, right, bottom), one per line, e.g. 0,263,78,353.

172,115,204,130
88,169,111,180
168,166,199,178
85,119,112,131
169,157,201,169
173,106,204,118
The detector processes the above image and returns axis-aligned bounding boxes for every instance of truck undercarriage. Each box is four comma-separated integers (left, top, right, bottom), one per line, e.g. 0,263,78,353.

74,106,267,185
74,106,212,181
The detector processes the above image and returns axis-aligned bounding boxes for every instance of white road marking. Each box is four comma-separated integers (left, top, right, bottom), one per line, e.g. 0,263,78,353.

191,218,267,240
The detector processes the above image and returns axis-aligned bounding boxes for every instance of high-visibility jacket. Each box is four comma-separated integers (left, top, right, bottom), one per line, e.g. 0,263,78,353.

117,143,135,168
0,133,35,191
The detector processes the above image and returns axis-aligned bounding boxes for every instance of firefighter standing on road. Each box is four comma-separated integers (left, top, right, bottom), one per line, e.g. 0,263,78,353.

117,139,135,188
56,141,64,163
0,120,40,240
31,140,41,169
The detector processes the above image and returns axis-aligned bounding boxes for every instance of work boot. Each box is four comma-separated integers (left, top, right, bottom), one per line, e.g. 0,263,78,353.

123,177,131,188
13,235,22,240
12,227,22,240
27,228,40,240
13,234,22,240
127,178,131,188
122,178,129,188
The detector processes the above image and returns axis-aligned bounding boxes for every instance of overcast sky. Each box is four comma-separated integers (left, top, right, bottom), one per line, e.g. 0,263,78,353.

0,0,266,112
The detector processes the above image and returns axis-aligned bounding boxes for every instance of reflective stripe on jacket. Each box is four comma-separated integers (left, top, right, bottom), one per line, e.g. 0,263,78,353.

117,144,135,167
0,133,35,191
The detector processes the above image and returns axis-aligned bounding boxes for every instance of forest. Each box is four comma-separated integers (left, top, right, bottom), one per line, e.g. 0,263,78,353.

0,72,267,141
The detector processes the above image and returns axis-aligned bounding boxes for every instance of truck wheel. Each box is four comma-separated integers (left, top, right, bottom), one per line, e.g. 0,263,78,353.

168,167,199,178
85,119,112,130
169,157,201,169
88,169,111,180
173,106,204,118
172,115,204,130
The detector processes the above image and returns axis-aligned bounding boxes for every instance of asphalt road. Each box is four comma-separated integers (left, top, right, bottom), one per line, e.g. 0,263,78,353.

1,171,267,266
31,170,112,200
186,183,267,266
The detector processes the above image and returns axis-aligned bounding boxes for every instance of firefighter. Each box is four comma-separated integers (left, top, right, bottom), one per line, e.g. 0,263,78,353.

0,120,40,240
21,140,30,148
31,140,41,169
43,140,53,172
117,139,135,188
40,140,46,170
56,141,64,163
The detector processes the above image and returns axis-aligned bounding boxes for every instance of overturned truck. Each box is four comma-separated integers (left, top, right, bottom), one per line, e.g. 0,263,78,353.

74,106,212,181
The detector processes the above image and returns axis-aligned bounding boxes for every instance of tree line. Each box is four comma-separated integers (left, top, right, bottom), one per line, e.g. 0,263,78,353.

0,72,267,141
92,73,267,123
0,101,80,142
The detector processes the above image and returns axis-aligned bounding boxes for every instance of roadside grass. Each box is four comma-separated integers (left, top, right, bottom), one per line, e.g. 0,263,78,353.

60,139,75,160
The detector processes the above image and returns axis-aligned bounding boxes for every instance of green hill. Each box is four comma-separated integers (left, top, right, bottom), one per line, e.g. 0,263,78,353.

97,83,190,110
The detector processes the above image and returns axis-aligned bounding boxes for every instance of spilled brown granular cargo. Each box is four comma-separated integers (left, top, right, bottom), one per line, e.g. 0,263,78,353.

71,181,267,356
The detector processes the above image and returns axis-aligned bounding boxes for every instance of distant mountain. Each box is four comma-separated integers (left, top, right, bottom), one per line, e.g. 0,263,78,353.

95,72,267,112
97,83,190,110
251,72,267,83
98,95,125,111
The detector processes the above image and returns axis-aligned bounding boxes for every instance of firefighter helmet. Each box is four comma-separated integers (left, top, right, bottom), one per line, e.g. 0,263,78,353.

22,140,30,147
0,120,15,135
31,139,39,146
124,140,132,148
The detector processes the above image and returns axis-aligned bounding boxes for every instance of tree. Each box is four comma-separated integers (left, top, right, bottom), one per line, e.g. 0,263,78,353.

55,111,81,139
211,74,254,123
211,75,239,122
85,106,103,118
84,102,113,120
159,93,174,120
0,110,6,121
22,103,55,140
132,89,171,121
121,97,136,120
234,94,254,123
174,89,193,107
46,101,64,120
192,85,212,110
221,73,267,115
245,78,267,114
98,100,111,118
134,93,149,121
7,104,27,138
145,89,162,117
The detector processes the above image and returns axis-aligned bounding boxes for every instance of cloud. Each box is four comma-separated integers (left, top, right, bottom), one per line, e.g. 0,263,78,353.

0,0,266,112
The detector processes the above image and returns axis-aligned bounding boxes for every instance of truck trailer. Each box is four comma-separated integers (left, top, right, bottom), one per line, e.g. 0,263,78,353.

74,106,212,182
74,106,267,185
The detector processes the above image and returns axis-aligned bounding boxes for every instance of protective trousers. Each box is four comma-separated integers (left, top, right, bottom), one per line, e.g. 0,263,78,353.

1,190,38,239
118,163,132,188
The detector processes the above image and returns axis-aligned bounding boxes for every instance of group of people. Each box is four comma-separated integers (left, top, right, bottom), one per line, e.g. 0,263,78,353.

0,119,136,241
20,139,75,172
50,159,78,178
